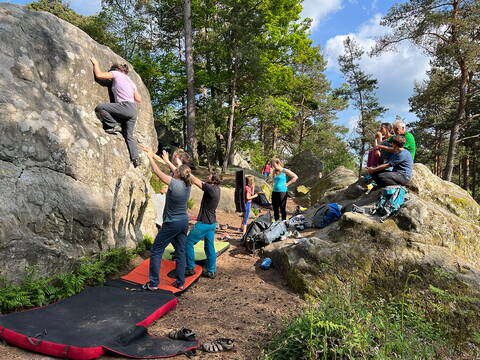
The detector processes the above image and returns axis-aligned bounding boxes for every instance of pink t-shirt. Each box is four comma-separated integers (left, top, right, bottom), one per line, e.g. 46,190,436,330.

111,71,137,103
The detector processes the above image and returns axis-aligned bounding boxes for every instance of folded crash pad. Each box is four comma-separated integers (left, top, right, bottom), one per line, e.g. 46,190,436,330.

162,240,230,262
121,259,202,294
0,286,197,360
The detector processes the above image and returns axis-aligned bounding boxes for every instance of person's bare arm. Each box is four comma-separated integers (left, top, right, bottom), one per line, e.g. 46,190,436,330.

367,163,390,174
284,168,298,187
90,57,113,80
246,191,258,200
161,150,179,174
148,151,171,185
138,144,166,165
376,144,394,152
374,131,382,147
134,90,142,103
190,174,204,189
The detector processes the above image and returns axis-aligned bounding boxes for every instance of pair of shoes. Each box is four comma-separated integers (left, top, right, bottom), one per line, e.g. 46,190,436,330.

141,282,158,291
168,328,196,342
132,158,140,168
171,281,185,290
202,338,234,352
185,269,195,276
202,270,216,279
105,126,122,134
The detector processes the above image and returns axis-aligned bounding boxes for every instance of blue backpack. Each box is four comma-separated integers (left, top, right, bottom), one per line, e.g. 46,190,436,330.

371,186,407,222
312,203,342,228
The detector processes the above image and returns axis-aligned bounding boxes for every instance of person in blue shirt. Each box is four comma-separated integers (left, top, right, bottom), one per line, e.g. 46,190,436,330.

270,159,298,221
367,135,413,188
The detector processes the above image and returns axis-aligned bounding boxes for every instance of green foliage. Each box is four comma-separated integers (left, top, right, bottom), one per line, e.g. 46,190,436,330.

251,207,260,217
0,247,140,314
260,270,480,359
187,198,195,209
150,170,165,193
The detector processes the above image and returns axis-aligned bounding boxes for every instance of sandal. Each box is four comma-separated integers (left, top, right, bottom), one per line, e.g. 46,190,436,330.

202,338,234,352
168,328,196,341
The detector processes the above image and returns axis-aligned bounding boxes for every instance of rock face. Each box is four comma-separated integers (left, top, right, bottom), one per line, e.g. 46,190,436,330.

288,150,324,189
0,4,158,283
308,166,358,204
265,164,480,295
189,186,237,214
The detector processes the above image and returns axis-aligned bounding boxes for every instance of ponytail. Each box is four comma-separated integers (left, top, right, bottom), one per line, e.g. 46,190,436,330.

177,165,193,186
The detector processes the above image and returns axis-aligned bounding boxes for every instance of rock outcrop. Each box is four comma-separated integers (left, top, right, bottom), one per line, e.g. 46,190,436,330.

0,4,157,283
265,164,480,295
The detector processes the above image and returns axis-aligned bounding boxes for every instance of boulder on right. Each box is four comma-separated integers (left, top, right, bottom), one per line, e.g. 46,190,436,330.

264,163,480,296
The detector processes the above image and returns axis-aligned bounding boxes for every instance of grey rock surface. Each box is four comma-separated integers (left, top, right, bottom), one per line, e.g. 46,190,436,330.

0,4,157,283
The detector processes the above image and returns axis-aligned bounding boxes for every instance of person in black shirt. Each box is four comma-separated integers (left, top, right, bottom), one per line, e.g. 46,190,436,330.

183,173,222,279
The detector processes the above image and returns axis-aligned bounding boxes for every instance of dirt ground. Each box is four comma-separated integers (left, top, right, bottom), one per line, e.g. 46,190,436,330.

0,204,306,360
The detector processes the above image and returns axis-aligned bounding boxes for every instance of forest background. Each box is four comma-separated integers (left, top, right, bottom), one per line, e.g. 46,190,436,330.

20,0,480,201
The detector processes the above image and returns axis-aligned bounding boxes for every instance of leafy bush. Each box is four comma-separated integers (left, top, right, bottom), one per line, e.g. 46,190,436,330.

187,198,195,209
150,170,166,193
0,246,144,314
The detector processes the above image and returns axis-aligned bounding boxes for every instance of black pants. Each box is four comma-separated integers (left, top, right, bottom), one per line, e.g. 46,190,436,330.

272,191,287,221
371,170,408,188
95,102,138,160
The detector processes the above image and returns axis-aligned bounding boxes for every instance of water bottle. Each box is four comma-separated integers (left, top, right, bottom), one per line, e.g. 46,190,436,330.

260,257,272,270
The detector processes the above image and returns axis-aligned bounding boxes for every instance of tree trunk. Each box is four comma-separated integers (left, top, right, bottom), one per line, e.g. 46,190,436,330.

222,71,237,172
358,141,365,178
183,0,198,164
443,63,468,181
463,156,470,190
472,147,478,201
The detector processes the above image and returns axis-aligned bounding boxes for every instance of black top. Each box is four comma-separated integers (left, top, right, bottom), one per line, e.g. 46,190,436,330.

197,182,221,224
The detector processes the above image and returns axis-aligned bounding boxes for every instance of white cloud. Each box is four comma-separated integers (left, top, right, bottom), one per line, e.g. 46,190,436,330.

324,14,430,115
301,0,343,29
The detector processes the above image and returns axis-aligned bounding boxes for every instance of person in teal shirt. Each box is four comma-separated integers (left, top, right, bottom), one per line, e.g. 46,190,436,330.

270,159,298,221
377,119,416,161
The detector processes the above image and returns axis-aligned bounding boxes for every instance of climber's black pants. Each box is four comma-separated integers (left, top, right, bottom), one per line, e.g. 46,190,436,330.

95,102,138,160
272,191,288,221
371,171,408,188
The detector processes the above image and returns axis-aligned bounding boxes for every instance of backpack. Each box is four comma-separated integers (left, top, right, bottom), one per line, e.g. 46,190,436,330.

257,221,288,245
312,203,342,228
371,186,407,222
253,192,271,208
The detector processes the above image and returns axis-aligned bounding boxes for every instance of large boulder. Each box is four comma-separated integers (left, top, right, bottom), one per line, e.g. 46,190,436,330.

265,164,480,295
288,150,324,188
189,185,236,213
309,166,358,204
0,4,157,283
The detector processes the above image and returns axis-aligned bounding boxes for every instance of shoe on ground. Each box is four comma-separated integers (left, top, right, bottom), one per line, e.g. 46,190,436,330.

202,338,234,352
185,269,196,276
171,281,185,290
105,126,122,134
141,282,159,291
132,158,140,168
168,328,196,341
202,270,216,279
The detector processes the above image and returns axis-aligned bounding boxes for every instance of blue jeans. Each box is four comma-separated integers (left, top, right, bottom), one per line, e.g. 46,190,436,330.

149,218,189,287
186,222,217,273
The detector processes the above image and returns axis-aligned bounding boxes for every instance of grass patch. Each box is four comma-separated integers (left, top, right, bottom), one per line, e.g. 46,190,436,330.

260,271,480,359
0,240,151,314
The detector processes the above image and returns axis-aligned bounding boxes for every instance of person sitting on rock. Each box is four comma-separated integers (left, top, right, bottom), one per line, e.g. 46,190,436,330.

90,58,142,167
367,135,413,188
367,122,393,167
376,119,416,162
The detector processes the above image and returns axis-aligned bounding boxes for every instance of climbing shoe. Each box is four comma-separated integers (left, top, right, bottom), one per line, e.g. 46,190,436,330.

105,126,122,134
185,269,196,276
202,270,216,279
168,328,196,341
132,158,140,168
141,282,159,291
201,338,234,352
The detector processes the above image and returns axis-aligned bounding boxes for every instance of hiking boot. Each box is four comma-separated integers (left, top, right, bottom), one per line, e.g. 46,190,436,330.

141,282,159,291
132,158,140,168
105,126,122,134
185,269,196,276
202,270,216,279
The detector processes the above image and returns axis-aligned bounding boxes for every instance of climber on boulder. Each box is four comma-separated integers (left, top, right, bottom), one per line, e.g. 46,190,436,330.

90,58,142,167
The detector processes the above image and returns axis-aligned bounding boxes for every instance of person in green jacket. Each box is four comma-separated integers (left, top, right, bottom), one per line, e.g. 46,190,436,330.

376,119,416,161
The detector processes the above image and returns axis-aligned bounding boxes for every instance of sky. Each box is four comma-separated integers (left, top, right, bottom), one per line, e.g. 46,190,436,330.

6,0,430,134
